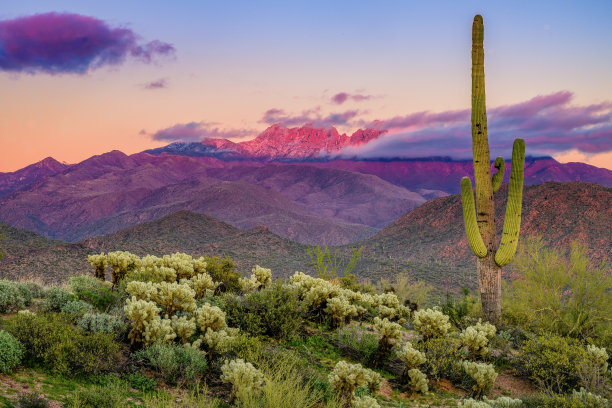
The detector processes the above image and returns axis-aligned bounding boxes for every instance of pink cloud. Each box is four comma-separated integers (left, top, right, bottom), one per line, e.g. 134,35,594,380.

0,12,175,74
143,78,167,89
261,107,361,128
331,92,373,105
150,122,257,142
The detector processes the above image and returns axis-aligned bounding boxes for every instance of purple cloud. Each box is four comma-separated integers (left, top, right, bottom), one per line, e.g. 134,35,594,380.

331,92,373,105
337,91,612,159
0,12,175,74
150,122,257,142
144,78,167,89
261,107,361,128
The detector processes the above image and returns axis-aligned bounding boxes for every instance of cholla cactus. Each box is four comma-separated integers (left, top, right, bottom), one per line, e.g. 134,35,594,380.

353,396,381,408
220,359,265,402
586,345,609,373
460,321,496,357
143,316,176,345
571,388,608,406
376,304,397,320
328,361,382,403
171,315,196,343
239,275,261,292
325,296,358,327
88,253,108,280
483,396,523,408
108,251,140,286
151,282,196,316
412,308,451,340
195,303,227,332
203,327,239,353
373,317,403,354
397,342,426,370
126,280,158,301
162,253,196,280
190,273,216,298
251,265,272,288
463,361,497,398
124,297,161,344
458,400,491,408
407,368,428,394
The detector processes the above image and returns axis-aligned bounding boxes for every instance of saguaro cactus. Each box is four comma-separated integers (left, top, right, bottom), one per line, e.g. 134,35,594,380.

461,15,525,323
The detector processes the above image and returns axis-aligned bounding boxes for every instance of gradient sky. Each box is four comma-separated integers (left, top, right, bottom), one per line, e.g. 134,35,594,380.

1,0,611,171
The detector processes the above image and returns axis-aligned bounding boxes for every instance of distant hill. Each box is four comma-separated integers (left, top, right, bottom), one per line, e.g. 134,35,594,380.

2,182,609,290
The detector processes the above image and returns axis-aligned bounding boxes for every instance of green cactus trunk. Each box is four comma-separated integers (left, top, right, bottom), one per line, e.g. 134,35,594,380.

461,15,525,324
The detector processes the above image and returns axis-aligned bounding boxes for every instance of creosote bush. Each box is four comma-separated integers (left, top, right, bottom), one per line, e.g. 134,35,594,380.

135,343,208,385
417,335,464,382
220,358,265,402
0,329,23,374
68,275,118,311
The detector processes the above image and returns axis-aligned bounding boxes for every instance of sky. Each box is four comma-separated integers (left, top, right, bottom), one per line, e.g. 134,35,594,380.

1,0,611,171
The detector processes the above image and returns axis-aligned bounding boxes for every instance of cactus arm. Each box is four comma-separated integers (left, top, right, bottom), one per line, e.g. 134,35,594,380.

495,139,525,267
491,157,504,193
461,177,488,258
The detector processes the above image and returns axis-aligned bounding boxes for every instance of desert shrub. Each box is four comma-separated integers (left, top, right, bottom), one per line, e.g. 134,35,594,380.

460,320,496,358
334,326,379,365
412,308,451,340
222,332,266,363
68,275,118,311
221,358,265,402
61,300,95,322
0,330,23,374
440,287,481,329
0,280,29,313
463,361,497,398
77,313,127,338
523,388,609,408
135,343,208,385
65,381,126,408
416,336,464,382
22,282,44,299
202,256,240,292
42,286,76,312
225,282,303,340
458,400,490,408
15,393,50,408
328,360,382,404
504,238,612,345
4,312,118,376
515,333,587,393
125,372,157,392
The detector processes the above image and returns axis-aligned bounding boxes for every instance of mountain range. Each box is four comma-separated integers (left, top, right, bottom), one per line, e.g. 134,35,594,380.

0,124,611,248
1,181,610,289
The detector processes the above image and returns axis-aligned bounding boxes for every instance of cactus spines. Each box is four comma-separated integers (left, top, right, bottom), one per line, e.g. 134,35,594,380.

461,15,525,323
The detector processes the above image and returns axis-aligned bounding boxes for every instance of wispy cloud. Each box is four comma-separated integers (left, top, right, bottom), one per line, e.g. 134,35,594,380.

149,121,257,142
337,91,612,159
331,92,373,105
143,78,167,89
0,12,175,75
261,107,361,128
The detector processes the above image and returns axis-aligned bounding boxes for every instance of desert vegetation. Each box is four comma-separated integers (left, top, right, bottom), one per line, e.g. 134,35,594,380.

0,237,609,407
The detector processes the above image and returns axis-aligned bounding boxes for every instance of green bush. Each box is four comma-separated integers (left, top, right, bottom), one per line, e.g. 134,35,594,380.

125,372,157,392
61,300,95,322
0,280,29,313
416,336,464,382
515,333,587,393
440,287,481,329
15,393,50,408
202,256,240,292
42,287,76,312
68,275,118,311
334,326,379,365
0,329,23,374
77,313,127,338
523,388,609,408
22,282,45,299
224,282,304,341
134,343,208,385
4,313,119,376
504,238,612,345
65,381,126,408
